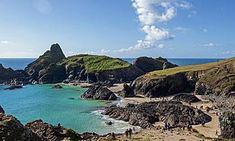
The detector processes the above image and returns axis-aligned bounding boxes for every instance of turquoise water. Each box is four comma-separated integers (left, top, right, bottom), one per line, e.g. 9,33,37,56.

0,84,133,134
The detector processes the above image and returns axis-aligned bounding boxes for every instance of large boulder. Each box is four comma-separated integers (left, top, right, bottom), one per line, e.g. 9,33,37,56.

120,83,135,97
171,93,201,103
103,101,211,128
219,111,235,139
0,113,41,141
81,85,117,100
25,43,66,83
133,57,177,74
0,106,4,113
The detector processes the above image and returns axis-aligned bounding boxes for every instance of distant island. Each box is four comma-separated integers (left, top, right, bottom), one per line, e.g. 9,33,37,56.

0,43,234,141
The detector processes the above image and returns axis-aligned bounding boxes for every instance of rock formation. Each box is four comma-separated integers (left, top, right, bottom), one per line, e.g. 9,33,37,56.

103,101,211,128
219,111,235,139
0,106,5,113
133,56,177,74
0,64,28,84
81,84,117,100
25,43,66,83
120,83,135,97
131,58,235,97
171,93,201,103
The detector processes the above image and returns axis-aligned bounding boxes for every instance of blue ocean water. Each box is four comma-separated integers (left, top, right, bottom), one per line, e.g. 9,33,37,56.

0,58,35,70
0,84,133,134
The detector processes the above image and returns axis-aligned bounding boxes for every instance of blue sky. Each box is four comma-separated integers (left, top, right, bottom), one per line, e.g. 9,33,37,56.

0,0,234,58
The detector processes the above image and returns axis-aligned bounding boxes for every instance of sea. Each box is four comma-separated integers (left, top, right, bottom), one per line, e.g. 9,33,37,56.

0,58,223,134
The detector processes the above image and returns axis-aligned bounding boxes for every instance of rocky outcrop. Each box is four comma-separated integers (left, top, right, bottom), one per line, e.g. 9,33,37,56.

171,93,201,103
81,85,117,100
103,101,211,128
0,64,28,84
25,120,81,141
133,57,177,74
120,83,135,97
131,72,195,97
0,106,4,113
219,111,235,139
25,43,66,83
131,58,235,98
0,113,41,141
4,85,23,90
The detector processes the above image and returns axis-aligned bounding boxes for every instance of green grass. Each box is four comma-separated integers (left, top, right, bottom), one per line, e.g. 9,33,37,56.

62,54,130,73
144,58,235,79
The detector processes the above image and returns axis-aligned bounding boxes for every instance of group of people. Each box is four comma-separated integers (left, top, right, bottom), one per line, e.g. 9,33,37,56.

125,128,133,139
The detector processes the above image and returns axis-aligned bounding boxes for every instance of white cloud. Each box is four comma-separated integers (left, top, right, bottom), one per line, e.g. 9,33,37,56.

33,0,52,14
202,43,216,47
129,0,191,52
158,44,165,49
0,40,9,44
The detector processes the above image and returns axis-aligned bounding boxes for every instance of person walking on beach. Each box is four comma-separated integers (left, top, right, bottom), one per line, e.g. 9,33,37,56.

125,129,128,138
129,128,132,139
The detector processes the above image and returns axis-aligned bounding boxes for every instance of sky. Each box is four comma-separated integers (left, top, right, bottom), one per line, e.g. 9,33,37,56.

0,0,235,58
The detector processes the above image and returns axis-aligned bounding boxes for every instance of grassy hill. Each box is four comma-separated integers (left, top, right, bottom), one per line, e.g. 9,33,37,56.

61,54,131,73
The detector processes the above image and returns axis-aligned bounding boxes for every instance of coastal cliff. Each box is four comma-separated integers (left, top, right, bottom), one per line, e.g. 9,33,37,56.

130,58,235,97
23,43,176,84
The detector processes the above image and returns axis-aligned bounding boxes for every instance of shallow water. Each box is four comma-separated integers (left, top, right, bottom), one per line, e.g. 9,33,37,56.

0,84,134,134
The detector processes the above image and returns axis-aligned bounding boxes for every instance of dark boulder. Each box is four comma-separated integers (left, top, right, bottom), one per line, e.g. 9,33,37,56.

171,93,201,103
120,83,135,97
0,106,4,113
103,101,211,128
133,56,177,73
52,84,63,89
4,85,23,90
0,113,41,141
219,111,235,139
81,85,117,100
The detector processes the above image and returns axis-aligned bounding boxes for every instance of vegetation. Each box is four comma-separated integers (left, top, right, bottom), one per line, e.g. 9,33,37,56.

61,54,130,73
144,58,235,79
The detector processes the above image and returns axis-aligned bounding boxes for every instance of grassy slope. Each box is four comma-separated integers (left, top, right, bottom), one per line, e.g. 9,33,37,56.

61,54,130,73
144,58,235,79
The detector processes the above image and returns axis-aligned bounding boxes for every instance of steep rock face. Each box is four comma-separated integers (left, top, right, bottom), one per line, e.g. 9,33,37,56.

0,64,28,84
25,43,66,83
103,101,211,128
171,93,201,103
195,59,235,96
0,113,41,141
26,120,81,141
219,111,235,139
0,106,5,113
133,57,177,74
81,85,117,100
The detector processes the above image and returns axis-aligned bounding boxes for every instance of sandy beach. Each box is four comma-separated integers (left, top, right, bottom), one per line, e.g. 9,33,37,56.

96,83,222,141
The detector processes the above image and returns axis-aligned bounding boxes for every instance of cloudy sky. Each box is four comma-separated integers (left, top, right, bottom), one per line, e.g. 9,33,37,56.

0,0,234,58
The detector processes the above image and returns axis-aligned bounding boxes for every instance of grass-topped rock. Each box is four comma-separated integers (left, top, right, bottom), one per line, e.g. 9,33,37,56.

131,58,235,97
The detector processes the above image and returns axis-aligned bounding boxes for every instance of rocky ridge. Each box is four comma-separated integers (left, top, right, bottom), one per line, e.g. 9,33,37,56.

103,101,212,128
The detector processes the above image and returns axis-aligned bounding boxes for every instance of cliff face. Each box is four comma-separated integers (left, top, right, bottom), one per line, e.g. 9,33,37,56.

131,58,235,97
